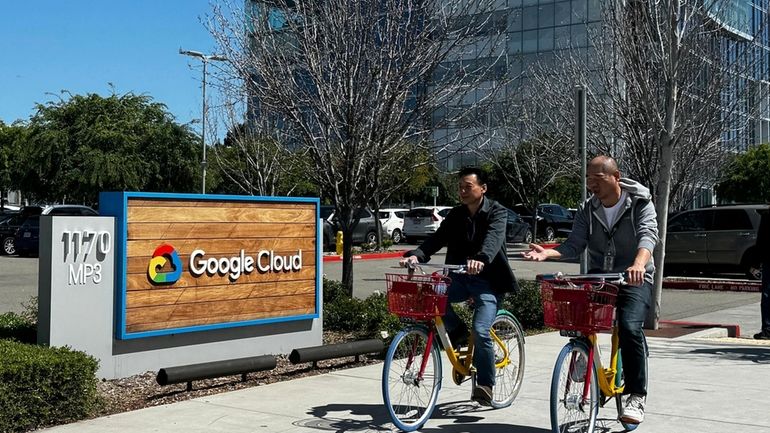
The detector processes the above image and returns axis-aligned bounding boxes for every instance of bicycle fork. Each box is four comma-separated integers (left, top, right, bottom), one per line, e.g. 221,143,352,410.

403,329,438,386
563,338,596,412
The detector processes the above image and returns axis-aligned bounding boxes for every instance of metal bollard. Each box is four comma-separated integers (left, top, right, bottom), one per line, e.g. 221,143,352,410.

289,339,384,365
156,355,277,386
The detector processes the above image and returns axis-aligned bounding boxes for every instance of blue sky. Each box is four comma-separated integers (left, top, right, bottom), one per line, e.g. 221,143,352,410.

0,1,219,127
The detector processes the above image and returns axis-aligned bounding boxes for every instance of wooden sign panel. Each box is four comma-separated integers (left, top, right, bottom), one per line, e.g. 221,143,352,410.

99,192,320,339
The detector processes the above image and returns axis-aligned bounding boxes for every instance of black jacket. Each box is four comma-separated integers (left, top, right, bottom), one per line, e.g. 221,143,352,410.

404,197,518,293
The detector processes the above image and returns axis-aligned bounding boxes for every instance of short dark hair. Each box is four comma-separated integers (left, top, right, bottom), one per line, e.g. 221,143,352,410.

458,166,487,186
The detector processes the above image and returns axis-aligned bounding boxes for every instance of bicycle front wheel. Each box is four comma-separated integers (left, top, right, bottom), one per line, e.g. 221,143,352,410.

550,341,598,433
490,312,526,408
382,325,442,432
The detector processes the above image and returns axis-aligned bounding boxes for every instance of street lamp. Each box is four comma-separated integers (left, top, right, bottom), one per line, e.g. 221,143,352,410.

179,48,227,194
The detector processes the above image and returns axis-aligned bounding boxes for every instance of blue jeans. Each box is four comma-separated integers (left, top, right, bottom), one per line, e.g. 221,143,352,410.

616,282,651,396
442,273,500,388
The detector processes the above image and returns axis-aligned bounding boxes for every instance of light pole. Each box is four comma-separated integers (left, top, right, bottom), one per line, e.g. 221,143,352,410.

179,49,227,194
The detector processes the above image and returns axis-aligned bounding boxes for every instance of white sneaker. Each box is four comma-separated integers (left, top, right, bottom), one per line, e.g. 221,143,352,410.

620,394,645,424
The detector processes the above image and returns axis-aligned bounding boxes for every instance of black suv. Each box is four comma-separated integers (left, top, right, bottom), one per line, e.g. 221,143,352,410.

665,204,769,279
14,205,98,256
512,203,574,242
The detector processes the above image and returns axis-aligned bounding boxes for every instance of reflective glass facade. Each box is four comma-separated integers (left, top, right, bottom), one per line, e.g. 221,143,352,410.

433,0,770,170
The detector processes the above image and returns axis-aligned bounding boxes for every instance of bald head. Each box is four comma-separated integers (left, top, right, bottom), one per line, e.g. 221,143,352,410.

589,155,619,175
587,155,622,206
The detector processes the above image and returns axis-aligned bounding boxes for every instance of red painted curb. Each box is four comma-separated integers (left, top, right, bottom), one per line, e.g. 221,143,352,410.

659,320,741,338
322,250,407,262
662,277,761,292
538,243,560,249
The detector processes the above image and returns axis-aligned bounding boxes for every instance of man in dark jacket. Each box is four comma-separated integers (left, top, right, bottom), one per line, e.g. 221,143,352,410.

400,167,518,406
754,209,770,340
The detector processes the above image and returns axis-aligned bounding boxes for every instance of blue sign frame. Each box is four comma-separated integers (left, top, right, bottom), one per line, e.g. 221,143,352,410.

99,191,321,340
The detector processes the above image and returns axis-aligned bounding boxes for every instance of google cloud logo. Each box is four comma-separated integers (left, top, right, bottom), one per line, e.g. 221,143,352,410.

148,244,183,284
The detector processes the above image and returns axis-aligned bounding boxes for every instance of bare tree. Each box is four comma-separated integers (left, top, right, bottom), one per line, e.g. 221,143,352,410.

208,0,508,295
520,1,766,327
212,119,310,196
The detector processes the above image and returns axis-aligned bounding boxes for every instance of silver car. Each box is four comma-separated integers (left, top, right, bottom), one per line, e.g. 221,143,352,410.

402,206,452,240
665,204,768,279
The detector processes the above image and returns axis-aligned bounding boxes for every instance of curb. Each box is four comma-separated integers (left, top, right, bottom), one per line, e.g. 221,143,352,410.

322,251,406,262
673,327,728,341
660,320,741,338
662,277,760,292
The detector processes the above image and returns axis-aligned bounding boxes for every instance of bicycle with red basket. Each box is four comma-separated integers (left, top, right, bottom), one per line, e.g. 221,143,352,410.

381,263,526,432
538,272,639,433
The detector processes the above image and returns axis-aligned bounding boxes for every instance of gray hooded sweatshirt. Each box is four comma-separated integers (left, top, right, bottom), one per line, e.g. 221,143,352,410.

555,178,659,284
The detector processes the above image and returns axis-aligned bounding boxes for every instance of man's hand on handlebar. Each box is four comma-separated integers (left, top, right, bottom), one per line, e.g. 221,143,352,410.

399,256,419,270
466,259,484,275
522,243,549,261
625,262,645,286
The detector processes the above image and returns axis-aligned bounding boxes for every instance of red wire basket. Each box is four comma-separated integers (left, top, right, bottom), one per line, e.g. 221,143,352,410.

385,273,451,320
540,279,618,333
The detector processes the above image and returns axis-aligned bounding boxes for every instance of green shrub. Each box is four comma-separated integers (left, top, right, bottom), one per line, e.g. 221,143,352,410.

323,278,347,304
323,289,401,340
0,312,36,344
501,280,544,331
0,340,99,432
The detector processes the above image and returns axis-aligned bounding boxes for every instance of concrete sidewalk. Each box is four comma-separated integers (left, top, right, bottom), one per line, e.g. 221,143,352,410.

39,303,770,433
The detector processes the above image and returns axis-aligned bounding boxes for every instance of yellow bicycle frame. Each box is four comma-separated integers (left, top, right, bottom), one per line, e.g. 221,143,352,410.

434,315,511,377
588,325,625,397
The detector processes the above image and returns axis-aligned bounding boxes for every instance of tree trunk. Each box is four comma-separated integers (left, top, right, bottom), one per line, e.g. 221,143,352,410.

341,230,355,297
648,141,674,330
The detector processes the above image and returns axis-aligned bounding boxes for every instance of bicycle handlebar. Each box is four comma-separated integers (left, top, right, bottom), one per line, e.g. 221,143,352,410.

405,262,468,274
536,272,627,285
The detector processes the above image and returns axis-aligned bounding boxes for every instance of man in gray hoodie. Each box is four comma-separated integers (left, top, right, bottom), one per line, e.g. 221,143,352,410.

523,155,658,425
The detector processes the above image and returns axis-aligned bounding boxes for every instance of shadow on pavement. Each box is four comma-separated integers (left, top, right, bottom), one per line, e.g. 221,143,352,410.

298,402,552,432
690,346,770,364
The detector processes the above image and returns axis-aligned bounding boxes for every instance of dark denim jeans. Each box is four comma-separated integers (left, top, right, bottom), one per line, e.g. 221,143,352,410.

616,281,651,396
442,273,500,388
761,262,770,332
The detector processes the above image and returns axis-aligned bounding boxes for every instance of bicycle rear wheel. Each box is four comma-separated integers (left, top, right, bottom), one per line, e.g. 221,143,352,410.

382,325,442,432
490,312,526,408
550,341,598,433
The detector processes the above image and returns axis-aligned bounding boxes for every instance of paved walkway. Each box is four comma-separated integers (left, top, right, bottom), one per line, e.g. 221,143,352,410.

39,302,770,433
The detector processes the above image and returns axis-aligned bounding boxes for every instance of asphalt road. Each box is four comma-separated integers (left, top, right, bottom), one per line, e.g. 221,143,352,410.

0,245,761,323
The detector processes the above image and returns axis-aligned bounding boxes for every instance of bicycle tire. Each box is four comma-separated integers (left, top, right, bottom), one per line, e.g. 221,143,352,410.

382,325,442,432
490,311,526,408
550,341,599,433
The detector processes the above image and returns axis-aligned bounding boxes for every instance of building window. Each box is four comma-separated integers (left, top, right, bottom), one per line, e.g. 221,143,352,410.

523,30,538,53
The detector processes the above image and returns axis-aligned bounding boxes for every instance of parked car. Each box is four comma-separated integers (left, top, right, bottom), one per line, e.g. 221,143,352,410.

504,208,532,244
402,206,452,240
0,213,27,255
378,208,408,244
14,205,98,256
319,205,388,250
511,203,574,242
665,204,769,279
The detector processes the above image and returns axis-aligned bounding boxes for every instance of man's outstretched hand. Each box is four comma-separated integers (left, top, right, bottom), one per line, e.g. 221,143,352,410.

522,243,549,262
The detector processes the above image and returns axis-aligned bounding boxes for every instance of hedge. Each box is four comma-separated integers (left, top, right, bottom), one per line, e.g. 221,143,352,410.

0,312,36,344
0,340,99,432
